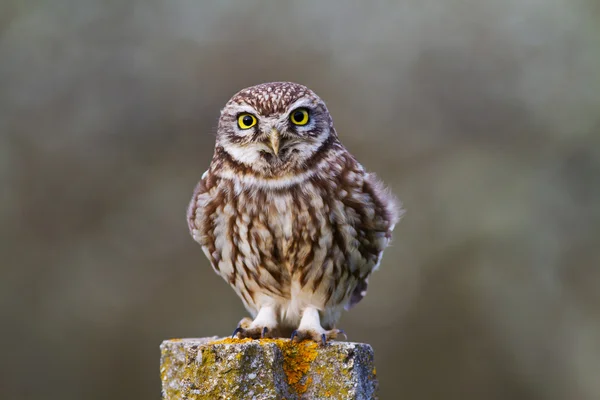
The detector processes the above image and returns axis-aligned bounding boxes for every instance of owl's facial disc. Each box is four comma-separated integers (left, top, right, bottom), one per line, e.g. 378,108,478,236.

216,85,333,177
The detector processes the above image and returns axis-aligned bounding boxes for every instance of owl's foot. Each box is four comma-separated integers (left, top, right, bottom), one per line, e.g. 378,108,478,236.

290,328,346,345
291,306,347,345
232,317,273,339
232,307,278,339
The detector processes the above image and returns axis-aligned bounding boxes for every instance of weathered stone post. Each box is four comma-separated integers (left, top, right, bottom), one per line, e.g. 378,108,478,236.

160,337,378,399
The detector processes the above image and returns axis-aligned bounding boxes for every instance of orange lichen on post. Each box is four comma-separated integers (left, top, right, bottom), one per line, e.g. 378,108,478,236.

208,337,254,345
275,339,318,394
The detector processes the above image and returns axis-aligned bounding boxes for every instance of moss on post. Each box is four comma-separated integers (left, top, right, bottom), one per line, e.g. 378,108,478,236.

160,337,378,399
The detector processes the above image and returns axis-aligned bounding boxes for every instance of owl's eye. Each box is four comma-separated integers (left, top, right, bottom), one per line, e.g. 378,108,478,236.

290,108,309,126
237,113,257,129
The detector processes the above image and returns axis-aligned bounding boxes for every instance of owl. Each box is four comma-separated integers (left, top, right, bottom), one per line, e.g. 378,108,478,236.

188,82,401,344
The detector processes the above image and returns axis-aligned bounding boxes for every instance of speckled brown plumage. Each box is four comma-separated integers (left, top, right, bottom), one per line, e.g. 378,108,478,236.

188,82,402,343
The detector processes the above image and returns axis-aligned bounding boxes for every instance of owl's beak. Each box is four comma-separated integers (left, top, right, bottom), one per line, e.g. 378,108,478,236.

269,128,280,157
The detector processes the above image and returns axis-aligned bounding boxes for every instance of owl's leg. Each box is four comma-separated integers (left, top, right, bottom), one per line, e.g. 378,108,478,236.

290,307,346,345
232,305,279,339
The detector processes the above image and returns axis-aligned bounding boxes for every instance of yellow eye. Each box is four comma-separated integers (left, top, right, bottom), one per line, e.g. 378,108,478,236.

237,113,257,129
290,108,309,126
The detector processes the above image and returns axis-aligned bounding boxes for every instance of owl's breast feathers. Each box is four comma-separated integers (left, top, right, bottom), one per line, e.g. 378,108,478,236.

187,151,401,310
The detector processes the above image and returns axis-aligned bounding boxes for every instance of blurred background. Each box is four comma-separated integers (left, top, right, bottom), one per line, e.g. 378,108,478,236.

1,0,599,399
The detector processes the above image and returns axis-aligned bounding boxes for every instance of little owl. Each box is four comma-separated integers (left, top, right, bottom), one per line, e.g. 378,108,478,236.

188,82,401,344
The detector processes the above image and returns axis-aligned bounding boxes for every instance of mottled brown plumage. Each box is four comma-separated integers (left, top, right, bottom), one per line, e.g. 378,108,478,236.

188,82,401,343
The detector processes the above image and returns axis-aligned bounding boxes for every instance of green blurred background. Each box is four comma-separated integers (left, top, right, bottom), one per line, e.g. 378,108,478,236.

2,1,599,399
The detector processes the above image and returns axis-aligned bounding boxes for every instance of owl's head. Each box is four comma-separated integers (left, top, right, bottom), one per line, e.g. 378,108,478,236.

215,82,336,177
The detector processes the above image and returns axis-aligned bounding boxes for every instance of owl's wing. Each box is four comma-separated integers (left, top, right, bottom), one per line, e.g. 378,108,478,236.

187,170,209,239
187,170,224,276
345,172,402,310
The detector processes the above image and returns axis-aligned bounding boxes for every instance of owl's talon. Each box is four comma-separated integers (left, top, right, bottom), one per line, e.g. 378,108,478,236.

261,327,269,338
232,327,244,338
290,330,298,342
321,334,327,346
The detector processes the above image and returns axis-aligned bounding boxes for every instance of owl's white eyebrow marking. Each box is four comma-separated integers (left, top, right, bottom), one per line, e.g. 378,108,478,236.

286,98,317,112
225,104,259,116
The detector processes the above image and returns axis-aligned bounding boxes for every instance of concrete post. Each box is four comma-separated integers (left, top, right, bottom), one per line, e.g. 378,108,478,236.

160,337,378,399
